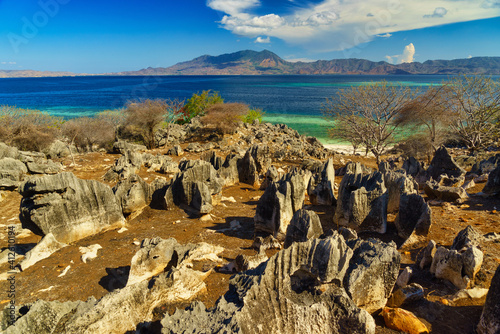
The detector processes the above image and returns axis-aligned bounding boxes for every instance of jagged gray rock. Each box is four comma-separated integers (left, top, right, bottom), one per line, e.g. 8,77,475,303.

471,153,500,175
113,174,152,216
344,238,400,313
112,140,147,154
284,209,323,248
218,153,241,186
477,264,500,334
254,170,306,239
0,158,27,183
162,234,376,334
260,165,279,190
483,165,500,196
334,163,388,234
166,144,184,156
19,172,125,244
26,160,62,175
308,158,336,206
44,140,71,159
431,247,469,289
423,179,468,202
164,160,223,214
103,150,143,182
382,170,417,213
394,193,432,245
426,147,466,180
0,142,20,160
451,225,482,251
402,156,425,178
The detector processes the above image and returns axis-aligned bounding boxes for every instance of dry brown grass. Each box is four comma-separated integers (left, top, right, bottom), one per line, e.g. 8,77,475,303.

200,103,248,135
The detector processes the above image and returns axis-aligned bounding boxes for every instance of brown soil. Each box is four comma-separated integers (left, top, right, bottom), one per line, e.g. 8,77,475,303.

1,144,499,334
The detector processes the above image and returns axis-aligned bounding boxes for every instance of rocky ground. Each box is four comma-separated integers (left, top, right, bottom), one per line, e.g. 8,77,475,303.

0,121,499,333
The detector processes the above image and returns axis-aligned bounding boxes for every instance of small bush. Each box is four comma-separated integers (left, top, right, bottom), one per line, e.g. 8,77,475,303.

241,108,264,124
394,134,434,161
0,106,61,151
62,116,117,151
180,90,223,124
200,103,248,135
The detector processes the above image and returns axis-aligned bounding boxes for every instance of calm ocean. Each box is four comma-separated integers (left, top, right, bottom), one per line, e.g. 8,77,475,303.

0,75,448,143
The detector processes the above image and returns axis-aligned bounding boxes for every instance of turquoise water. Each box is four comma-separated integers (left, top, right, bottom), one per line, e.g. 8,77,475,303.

0,74,450,143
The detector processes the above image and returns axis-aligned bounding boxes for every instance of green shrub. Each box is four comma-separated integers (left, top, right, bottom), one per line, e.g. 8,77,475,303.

179,90,223,124
241,108,264,124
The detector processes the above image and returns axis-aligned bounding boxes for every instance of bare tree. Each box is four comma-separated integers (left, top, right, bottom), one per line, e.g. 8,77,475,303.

445,75,500,152
396,84,454,157
323,81,415,164
123,99,183,149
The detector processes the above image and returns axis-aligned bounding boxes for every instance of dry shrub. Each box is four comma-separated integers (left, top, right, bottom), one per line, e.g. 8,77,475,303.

200,103,248,135
62,115,117,151
0,106,60,152
394,133,434,161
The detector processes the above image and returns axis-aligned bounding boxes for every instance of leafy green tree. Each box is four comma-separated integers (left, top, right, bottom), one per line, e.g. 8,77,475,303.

180,90,223,124
241,108,265,124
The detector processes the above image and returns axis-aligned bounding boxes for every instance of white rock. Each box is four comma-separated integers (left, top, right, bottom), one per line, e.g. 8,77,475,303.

221,196,237,203
117,227,128,234
58,265,71,277
20,233,67,271
396,267,413,288
79,244,102,263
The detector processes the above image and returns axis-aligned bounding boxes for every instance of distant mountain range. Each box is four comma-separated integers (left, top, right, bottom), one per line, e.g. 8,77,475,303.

1,50,500,78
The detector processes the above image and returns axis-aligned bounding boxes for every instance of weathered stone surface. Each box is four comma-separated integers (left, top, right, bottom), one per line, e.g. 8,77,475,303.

395,267,413,288
437,174,465,187
127,237,224,286
471,153,500,175
217,153,240,186
426,147,466,180
112,140,147,154
395,193,432,244
26,160,63,175
254,171,306,239
202,151,223,170
80,244,102,263
431,247,469,289
382,307,429,334
113,174,151,216
260,165,279,190
0,158,27,182
334,163,388,234
103,150,143,182
462,246,483,280
19,172,125,244
387,283,424,308
451,225,482,251
162,234,376,334
477,264,500,334
308,158,336,206
191,181,213,214
402,157,425,178
338,226,358,241
284,209,323,248
237,149,259,187
164,160,223,214
418,240,437,269
44,140,72,159
19,233,67,271
383,170,417,213
251,235,282,251
344,238,400,313
423,180,468,202
483,165,500,196
0,142,20,160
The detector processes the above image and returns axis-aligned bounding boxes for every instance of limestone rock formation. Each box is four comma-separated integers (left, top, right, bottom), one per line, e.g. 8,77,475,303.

423,180,468,202
394,193,432,245
482,165,500,196
112,140,147,154
402,156,425,178
162,234,377,334
382,170,417,213
477,265,500,334
334,163,388,234
284,209,323,248
113,174,153,215
19,172,125,244
19,233,67,271
103,150,143,182
25,160,62,175
0,158,27,189
426,146,466,180
308,158,336,206
471,153,500,175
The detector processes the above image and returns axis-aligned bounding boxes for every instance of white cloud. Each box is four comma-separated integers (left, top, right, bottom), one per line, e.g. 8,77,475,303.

423,7,448,18
386,43,415,64
377,33,392,38
1,61,16,65
207,0,500,53
255,36,271,43
467,54,473,58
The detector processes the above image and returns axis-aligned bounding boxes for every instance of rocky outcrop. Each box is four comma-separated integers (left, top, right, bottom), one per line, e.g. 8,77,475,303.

477,264,500,334
19,233,67,271
308,158,336,206
103,150,143,182
0,158,27,190
0,142,20,160
19,172,125,244
382,170,417,213
426,147,466,180
237,145,271,187
113,174,152,216
26,160,62,175
394,193,432,246
402,156,425,178
164,160,223,214
423,180,468,202
218,153,241,186
112,140,147,154
344,238,401,313
254,170,306,239
334,163,388,234
284,209,323,248
471,153,500,175
162,234,378,334
44,140,71,159
482,165,500,196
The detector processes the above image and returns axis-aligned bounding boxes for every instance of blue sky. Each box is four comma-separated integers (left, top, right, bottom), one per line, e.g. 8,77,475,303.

0,0,499,73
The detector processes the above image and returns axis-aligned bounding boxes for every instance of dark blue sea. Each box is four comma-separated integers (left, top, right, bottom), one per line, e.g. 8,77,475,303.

0,75,448,143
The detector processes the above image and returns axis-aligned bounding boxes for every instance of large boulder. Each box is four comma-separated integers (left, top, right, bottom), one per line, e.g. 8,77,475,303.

308,158,336,206
44,140,71,159
0,142,20,159
0,158,27,190
237,145,272,187
334,163,388,234
482,165,500,196
394,193,432,246
103,150,143,182
382,170,417,213
26,160,62,175
426,147,466,180
477,265,500,334
423,180,468,202
162,234,376,334
402,156,425,178
471,153,500,175
112,140,147,154
284,209,323,248
218,153,241,186
113,174,153,216
19,233,67,271
164,160,223,214
344,238,401,313
19,172,125,244
254,170,306,239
